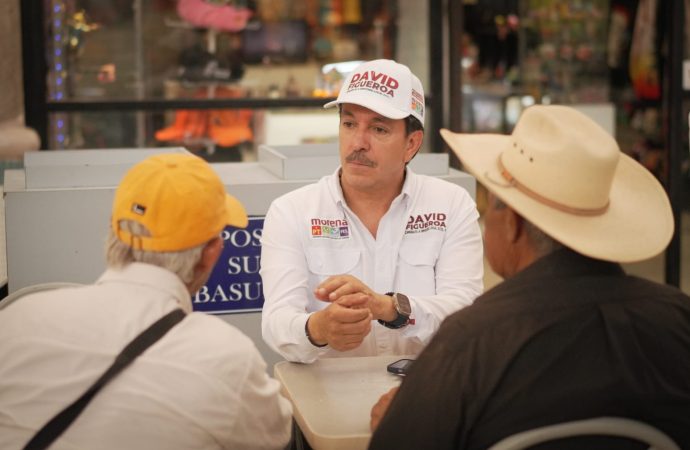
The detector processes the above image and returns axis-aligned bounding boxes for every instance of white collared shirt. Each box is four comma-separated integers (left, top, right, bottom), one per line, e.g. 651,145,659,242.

261,167,484,363
0,263,292,450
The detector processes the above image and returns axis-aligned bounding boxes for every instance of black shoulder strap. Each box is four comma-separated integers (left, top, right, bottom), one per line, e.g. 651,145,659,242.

24,308,186,450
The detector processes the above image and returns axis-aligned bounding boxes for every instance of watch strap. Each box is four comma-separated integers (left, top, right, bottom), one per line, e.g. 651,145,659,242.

378,292,410,329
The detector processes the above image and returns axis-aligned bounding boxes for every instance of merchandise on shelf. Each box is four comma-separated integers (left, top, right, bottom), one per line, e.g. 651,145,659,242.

176,0,253,32
155,86,253,149
519,0,610,103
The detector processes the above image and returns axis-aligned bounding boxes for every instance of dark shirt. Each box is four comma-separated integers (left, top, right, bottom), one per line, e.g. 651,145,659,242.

369,248,690,449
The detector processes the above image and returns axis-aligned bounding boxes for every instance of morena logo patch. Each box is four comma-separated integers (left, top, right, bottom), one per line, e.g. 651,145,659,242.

310,217,350,239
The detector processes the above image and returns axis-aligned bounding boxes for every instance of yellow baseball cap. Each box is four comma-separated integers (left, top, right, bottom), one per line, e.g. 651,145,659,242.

111,153,248,251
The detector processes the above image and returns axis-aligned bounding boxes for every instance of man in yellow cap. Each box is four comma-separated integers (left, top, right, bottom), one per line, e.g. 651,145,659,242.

368,105,690,449
0,154,292,450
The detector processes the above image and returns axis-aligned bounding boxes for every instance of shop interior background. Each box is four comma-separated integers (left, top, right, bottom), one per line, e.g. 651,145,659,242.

0,0,688,293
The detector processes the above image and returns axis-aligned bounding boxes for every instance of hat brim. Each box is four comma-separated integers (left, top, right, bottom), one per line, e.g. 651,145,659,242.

440,129,674,263
324,93,409,120
225,193,248,229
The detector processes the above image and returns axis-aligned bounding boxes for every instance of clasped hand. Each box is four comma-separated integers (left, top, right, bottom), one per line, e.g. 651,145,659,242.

307,275,393,351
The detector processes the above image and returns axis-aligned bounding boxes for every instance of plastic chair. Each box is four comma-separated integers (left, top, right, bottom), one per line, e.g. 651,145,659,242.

0,282,84,310
488,417,681,450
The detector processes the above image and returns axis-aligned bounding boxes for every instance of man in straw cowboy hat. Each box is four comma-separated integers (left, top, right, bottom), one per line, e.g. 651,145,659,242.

0,154,292,450
368,105,690,449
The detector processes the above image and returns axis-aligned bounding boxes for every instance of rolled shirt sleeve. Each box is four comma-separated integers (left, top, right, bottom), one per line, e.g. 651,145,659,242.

260,199,332,363
400,187,484,343
226,345,293,450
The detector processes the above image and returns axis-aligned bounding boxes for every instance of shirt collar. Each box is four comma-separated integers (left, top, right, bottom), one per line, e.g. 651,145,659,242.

400,165,416,199
481,248,625,304
328,166,347,207
97,263,193,313
517,248,625,281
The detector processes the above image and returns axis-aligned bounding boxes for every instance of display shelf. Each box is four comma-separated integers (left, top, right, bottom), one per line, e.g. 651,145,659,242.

23,1,444,153
518,0,610,104
45,97,338,112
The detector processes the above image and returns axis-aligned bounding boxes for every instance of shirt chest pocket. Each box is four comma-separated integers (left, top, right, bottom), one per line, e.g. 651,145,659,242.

395,236,442,295
306,247,361,280
305,247,360,311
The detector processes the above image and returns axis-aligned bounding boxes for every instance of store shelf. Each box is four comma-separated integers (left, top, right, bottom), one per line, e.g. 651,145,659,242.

45,97,339,112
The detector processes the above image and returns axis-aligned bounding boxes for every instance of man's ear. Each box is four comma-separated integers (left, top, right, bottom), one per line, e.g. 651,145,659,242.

187,236,224,295
403,130,423,163
505,207,525,244
197,236,223,275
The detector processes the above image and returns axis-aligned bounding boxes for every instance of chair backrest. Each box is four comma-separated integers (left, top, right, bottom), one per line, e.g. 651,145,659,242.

488,417,681,450
0,282,84,310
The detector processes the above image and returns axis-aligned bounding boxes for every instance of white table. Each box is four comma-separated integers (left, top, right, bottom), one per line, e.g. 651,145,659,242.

274,356,408,450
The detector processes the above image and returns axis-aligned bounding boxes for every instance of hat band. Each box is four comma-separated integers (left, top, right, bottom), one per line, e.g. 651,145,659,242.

498,155,609,216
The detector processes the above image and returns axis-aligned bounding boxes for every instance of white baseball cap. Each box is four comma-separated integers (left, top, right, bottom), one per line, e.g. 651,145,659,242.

324,59,425,126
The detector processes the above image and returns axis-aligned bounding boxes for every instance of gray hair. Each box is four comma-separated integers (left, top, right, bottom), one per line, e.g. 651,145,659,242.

492,195,563,257
106,220,206,284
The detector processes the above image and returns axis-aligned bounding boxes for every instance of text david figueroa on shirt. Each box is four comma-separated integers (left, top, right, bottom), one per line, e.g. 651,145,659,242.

405,212,447,234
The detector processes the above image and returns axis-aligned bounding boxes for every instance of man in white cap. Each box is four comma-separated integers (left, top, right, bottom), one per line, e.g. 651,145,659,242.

368,105,690,449
261,59,484,363
0,154,292,450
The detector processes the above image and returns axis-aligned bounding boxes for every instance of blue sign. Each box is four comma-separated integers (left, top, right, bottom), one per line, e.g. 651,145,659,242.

192,217,264,314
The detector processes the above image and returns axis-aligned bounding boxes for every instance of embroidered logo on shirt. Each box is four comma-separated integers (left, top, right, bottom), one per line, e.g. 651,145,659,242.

405,213,447,234
310,218,350,239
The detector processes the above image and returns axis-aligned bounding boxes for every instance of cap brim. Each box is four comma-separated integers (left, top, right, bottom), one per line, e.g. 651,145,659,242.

440,128,674,263
225,193,248,228
323,93,409,120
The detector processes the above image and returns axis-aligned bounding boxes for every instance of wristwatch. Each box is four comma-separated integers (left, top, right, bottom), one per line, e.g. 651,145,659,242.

378,292,411,329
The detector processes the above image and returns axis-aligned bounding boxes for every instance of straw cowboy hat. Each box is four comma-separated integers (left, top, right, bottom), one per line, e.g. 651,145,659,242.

441,105,673,263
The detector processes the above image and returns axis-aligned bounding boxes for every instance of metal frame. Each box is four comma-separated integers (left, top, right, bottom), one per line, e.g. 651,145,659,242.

45,98,338,112
20,0,48,149
429,0,445,154
663,0,685,286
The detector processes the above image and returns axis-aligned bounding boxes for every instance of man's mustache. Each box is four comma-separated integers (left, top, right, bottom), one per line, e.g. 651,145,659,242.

346,151,376,167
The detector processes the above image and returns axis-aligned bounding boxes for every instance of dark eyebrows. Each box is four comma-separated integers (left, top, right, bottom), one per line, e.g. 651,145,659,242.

370,116,392,126
339,106,395,126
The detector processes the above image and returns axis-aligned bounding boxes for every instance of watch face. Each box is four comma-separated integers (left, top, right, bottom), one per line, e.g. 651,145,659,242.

395,293,412,316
